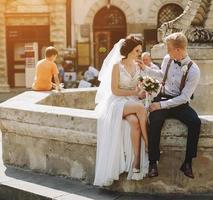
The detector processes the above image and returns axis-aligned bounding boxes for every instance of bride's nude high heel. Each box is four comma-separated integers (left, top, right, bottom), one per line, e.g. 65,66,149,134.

133,168,140,173
132,159,140,173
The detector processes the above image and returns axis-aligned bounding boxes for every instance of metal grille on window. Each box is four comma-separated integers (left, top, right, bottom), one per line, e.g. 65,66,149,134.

93,6,126,29
106,10,124,25
158,4,183,28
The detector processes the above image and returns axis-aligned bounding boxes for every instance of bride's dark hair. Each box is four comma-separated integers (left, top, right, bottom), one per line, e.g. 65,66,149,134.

120,35,142,58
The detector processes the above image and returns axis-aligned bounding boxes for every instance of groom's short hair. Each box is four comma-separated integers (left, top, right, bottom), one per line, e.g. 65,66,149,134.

165,32,188,50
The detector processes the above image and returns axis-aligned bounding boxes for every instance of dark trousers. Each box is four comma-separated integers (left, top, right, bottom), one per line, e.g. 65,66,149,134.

148,96,201,163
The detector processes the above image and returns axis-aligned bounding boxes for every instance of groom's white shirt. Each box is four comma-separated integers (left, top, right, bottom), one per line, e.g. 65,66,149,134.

143,54,200,109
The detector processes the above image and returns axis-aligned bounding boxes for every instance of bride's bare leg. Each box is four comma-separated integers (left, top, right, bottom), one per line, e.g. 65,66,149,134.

136,106,148,151
125,114,141,170
123,103,148,151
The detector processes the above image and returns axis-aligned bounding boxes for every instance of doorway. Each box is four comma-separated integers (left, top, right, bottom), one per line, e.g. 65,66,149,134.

6,26,51,87
93,6,127,69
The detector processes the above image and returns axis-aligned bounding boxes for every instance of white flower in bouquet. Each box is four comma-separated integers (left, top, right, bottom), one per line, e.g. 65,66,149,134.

181,65,188,75
150,78,155,83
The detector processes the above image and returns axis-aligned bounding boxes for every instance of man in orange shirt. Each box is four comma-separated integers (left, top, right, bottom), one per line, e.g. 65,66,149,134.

32,46,60,91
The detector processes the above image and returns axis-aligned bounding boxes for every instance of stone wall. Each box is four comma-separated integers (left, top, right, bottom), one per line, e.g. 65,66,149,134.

75,0,188,26
75,0,188,40
46,0,67,51
5,0,67,51
0,0,67,91
0,0,10,92
146,0,188,26
73,0,188,65
5,0,48,13
205,1,213,28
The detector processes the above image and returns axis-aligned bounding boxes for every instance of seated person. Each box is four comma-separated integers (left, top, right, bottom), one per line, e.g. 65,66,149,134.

32,46,60,91
84,66,99,86
141,52,160,70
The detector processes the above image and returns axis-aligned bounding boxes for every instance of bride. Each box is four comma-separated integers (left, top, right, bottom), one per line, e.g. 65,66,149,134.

94,36,149,187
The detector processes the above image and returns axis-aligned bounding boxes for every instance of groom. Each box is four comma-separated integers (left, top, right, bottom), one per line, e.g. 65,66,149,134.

138,32,201,179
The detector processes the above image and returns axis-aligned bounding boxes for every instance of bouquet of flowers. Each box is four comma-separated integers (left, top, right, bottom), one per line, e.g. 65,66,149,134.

137,75,160,108
137,75,160,93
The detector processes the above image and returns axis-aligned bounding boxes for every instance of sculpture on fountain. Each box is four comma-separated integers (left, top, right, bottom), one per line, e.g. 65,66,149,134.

158,0,213,43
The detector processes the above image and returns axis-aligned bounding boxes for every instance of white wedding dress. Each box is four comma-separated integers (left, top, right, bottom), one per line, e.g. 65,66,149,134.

94,62,149,187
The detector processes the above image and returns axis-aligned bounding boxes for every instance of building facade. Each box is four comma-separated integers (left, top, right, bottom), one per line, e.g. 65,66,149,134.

0,0,188,90
72,0,188,70
0,0,67,90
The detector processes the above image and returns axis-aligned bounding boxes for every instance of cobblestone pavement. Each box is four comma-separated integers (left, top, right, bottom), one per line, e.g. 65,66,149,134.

0,88,30,103
0,89,213,199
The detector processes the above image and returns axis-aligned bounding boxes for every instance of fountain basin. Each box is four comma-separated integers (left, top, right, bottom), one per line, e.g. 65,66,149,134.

0,88,213,193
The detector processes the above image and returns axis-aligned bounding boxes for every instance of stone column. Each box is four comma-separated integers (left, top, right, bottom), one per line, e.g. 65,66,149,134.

0,0,10,92
46,0,67,51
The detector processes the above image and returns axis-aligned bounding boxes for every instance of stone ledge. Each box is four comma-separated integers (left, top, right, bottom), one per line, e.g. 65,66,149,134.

0,120,96,146
0,115,212,150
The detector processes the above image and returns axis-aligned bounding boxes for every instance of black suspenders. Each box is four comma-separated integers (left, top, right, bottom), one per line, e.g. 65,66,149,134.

180,61,193,92
161,59,172,95
161,59,193,96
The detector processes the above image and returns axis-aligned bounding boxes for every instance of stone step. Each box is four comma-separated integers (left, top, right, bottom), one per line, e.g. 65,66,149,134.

0,165,97,200
0,184,50,200
0,165,213,200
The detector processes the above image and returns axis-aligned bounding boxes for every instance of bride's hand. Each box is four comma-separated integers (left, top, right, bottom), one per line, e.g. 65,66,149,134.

136,59,146,70
135,86,146,99
138,90,146,99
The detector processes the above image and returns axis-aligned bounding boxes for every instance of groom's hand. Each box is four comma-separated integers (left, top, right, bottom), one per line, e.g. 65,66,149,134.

149,102,161,112
136,59,146,70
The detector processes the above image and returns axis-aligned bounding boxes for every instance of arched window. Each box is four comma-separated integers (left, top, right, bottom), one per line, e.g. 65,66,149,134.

158,4,183,28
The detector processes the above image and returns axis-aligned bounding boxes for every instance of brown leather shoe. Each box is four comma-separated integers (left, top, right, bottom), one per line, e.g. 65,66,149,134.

148,163,158,178
180,163,194,179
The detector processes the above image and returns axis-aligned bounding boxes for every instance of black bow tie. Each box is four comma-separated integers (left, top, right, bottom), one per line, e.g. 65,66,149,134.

174,60,181,66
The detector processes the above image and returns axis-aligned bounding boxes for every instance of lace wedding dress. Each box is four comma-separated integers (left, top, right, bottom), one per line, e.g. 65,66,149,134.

94,62,149,187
